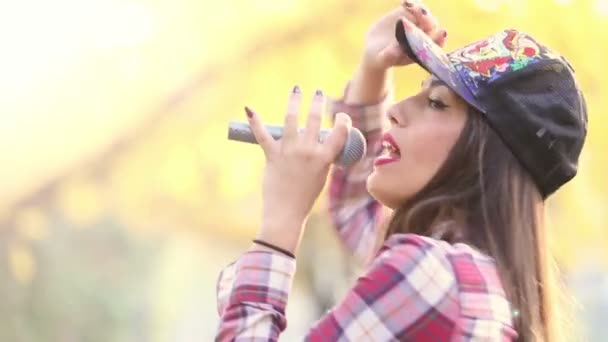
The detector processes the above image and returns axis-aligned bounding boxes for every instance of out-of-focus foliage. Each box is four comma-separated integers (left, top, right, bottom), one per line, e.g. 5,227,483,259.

0,0,606,340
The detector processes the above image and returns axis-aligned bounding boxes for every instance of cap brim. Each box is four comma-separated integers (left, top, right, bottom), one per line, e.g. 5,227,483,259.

395,19,483,112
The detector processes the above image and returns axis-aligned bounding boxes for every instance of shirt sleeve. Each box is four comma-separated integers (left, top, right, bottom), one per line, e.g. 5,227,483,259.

327,84,392,264
215,235,460,341
216,251,296,342
304,234,459,341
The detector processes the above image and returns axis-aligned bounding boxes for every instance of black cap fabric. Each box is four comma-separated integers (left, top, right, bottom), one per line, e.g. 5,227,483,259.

395,19,588,197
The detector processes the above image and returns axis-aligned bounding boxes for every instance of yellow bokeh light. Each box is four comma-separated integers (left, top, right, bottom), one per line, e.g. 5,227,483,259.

8,241,36,285
15,207,49,241
597,0,608,16
475,0,503,12
55,175,105,227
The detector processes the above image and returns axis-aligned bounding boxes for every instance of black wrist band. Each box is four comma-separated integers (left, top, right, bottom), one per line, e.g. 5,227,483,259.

252,239,295,259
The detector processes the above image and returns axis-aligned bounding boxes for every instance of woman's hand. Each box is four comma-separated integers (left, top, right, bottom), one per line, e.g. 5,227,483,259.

346,1,447,105
363,1,446,71
246,87,352,254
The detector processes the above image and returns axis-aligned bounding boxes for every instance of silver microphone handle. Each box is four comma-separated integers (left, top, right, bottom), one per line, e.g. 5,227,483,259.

227,121,331,143
227,121,366,167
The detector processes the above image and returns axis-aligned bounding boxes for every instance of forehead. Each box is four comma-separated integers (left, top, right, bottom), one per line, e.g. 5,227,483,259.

420,75,468,107
421,75,449,89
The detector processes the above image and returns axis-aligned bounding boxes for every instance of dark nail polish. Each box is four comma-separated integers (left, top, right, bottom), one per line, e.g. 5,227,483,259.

443,30,448,38
315,89,323,96
404,0,414,7
292,85,300,93
244,106,254,119
421,8,427,15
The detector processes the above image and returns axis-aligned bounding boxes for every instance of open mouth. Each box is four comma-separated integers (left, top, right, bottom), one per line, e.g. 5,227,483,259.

374,133,401,167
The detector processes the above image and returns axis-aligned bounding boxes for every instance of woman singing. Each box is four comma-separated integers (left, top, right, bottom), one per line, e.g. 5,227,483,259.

215,1,587,341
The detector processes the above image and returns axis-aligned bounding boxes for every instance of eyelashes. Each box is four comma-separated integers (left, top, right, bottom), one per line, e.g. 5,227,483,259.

388,95,451,126
427,97,449,110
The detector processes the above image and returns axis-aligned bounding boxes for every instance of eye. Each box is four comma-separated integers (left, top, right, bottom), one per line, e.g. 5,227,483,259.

427,97,449,110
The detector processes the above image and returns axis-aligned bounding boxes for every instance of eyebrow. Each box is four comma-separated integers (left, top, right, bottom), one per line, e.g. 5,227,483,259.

421,78,448,90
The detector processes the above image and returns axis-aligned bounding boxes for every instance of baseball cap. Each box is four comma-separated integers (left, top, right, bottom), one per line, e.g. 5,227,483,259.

394,18,588,198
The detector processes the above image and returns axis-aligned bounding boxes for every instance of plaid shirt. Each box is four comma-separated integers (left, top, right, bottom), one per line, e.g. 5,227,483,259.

216,88,518,341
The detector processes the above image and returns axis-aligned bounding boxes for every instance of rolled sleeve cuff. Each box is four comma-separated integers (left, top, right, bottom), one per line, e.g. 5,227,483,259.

217,251,296,316
327,83,393,133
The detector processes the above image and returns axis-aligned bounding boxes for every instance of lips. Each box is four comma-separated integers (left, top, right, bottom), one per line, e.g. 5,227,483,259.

374,132,401,167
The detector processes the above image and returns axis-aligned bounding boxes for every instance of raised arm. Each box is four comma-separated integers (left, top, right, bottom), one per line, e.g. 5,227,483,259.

327,69,392,264
327,0,446,263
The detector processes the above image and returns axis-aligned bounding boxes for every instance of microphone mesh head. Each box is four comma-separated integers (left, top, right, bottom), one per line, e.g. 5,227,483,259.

336,128,367,167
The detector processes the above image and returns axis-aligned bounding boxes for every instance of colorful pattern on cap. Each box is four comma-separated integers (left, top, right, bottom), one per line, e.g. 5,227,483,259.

449,30,561,97
399,19,563,109
400,19,467,97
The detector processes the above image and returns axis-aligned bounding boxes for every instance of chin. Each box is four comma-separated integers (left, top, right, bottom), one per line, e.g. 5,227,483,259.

366,171,400,210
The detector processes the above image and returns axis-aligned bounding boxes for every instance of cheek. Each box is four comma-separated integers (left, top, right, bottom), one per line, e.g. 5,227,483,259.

367,119,464,208
393,121,462,195
407,125,459,172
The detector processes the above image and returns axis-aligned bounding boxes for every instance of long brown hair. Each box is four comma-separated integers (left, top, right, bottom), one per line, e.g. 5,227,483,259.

385,108,566,342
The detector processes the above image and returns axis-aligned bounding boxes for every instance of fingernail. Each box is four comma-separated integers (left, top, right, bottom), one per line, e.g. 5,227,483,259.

421,8,428,15
244,106,254,119
404,0,414,7
315,89,323,96
292,85,300,94
443,30,448,38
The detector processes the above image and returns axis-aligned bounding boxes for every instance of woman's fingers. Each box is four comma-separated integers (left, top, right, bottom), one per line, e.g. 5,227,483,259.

245,107,277,157
401,0,422,11
403,2,447,48
323,112,351,162
398,1,419,26
245,88,350,167
283,85,302,142
404,2,438,35
416,6,437,34
304,89,324,142
259,87,343,162
431,28,448,47
379,40,409,66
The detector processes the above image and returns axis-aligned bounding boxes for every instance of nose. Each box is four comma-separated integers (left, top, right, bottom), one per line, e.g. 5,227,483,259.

387,103,402,126
387,111,399,126
387,99,411,127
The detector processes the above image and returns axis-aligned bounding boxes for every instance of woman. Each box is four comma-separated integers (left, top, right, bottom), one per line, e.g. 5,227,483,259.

216,1,587,341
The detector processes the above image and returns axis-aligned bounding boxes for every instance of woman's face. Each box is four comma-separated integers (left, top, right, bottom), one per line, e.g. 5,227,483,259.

367,76,469,209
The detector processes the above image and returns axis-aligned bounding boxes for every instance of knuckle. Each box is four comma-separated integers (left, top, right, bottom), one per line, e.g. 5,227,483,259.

320,149,334,163
300,147,316,159
293,145,318,160
285,113,296,122
283,144,296,155
260,139,272,147
309,114,321,122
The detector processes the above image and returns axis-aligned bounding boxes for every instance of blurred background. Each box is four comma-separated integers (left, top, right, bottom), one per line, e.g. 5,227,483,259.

0,0,606,341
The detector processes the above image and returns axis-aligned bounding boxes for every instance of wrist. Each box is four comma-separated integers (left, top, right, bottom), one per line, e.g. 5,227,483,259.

250,240,295,258
257,218,306,254
359,58,391,76
346,62,393,105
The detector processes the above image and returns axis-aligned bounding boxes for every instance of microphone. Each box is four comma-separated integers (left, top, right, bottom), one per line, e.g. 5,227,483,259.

227,121,367,167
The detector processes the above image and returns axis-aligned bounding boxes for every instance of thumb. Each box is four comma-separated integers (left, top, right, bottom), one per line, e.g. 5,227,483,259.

323,112,351,162
378,41,408,66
